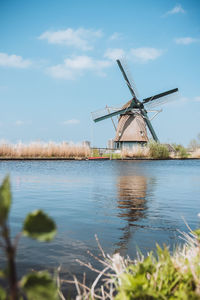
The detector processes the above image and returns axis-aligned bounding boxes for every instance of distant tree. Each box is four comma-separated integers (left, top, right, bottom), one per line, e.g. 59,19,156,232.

189,139,199,150
188,133,200,150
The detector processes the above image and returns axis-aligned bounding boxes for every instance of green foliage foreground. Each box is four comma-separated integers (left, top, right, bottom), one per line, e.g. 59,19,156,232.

115,242,200,300
0,176,58,300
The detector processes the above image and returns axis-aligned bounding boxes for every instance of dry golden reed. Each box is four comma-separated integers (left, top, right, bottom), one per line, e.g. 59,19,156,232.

0,142,90,158
121,145,150,158
190,148,200,158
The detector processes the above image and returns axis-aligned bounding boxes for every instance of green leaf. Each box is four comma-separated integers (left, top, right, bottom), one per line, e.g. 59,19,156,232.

23,210,56,242
0,286,6,300
21,271,58,300
0,269,5,278
192,229,200,241
0,176,11,225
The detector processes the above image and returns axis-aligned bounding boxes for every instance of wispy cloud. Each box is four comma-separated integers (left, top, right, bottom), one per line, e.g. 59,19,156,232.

104,48,125,60
194,96,200,102
62,119,80,125
38,28,103,51
15,120,24,126
165,4,185,15
15,120,32,126
47,55,111,80
175,37,199,45
129,47,163,63
109,32,122,41
167,96,200,107
0,53,32,68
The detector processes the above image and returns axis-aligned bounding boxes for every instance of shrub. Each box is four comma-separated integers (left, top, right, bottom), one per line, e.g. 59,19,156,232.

148,142,169,159
173,143,189,158
91,148,100,157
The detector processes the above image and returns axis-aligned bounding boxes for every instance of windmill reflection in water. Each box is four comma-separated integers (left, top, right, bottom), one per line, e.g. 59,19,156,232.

115,173,155,254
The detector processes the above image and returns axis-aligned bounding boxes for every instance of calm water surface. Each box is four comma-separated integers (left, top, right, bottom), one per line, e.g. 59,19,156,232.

0,160,199,290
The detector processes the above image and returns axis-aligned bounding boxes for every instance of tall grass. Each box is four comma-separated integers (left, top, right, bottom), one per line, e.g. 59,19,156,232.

0,142,90,158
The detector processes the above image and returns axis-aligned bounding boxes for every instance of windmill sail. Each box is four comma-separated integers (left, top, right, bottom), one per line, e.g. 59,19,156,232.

143,88,179,109
143,88,178,104
116,59,138,103
92,106,133,123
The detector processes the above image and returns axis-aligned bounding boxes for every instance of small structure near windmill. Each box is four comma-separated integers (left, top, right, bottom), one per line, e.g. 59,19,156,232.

91,60,178,149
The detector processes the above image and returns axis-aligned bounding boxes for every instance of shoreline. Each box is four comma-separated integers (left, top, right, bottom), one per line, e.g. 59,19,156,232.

0,157,199,161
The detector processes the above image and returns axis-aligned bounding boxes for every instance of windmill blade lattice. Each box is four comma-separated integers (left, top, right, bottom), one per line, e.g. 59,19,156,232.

116,60,138,102
119,59,139,99
91,106,131,122
142,88,178,108
143,91,179,109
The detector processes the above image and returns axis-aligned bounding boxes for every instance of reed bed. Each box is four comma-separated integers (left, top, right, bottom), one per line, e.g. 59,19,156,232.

0,142,91,158
121,145,150,158
190,148,200,158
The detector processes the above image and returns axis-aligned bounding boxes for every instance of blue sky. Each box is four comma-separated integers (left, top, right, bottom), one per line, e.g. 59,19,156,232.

0,0,200,147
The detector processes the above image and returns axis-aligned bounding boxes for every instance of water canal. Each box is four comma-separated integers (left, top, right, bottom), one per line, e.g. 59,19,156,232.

0,159,199,291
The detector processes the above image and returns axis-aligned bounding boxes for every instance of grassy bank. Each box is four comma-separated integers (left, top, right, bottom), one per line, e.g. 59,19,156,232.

0,141,199,160
122,142,200,159
121,143,188,159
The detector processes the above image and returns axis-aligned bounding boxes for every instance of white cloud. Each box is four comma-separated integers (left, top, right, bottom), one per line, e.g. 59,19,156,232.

15,120,24,126
194,96,200,102
109,32,122,41
38,28,103,50
15,120,32,126
129,47,163,63
0,53,31,68
104,48,125,60
166,4,185,15
175,37,199,45
62,119,80,125
166,95,200,107
48,55,111,80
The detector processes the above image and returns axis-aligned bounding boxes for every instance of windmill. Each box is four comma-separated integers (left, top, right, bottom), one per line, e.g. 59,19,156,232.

91,59,178,149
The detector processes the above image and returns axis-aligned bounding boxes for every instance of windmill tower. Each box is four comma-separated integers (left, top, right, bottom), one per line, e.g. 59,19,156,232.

92,59,178,149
